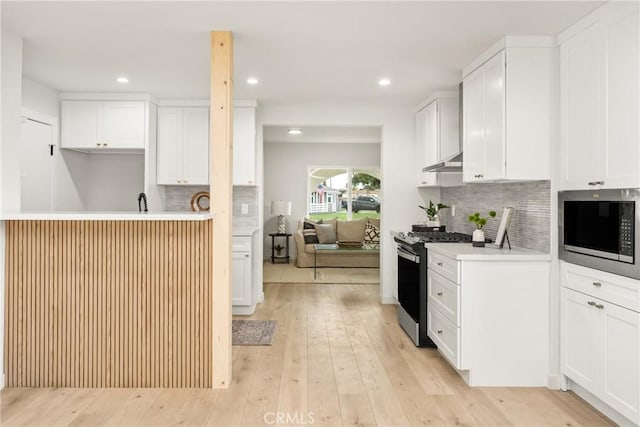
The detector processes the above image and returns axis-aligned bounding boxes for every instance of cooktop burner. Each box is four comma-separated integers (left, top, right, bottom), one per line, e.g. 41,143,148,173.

409,231,472,243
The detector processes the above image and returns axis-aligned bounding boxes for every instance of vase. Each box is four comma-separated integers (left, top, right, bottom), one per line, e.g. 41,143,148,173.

472,229,485,247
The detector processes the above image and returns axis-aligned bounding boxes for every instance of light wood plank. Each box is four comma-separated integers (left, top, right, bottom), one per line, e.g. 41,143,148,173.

210,30,234,389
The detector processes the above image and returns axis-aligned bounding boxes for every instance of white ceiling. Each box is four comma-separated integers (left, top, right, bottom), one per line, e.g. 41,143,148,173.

264,125,381,144
3,1,603,106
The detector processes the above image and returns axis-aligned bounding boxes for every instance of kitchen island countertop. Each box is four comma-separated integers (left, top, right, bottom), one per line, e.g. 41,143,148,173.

0,211,213,221
425,242,550,261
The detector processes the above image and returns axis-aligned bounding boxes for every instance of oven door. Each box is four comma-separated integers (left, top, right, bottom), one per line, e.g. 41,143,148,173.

397,246,420,322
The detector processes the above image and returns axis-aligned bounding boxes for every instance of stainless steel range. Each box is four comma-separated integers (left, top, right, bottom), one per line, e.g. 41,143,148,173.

394,227,471,346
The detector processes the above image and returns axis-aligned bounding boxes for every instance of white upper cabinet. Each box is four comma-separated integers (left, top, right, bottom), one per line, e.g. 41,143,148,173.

560,3,640,190
462,37,552,183
233,106,257,185
61,100,145,150
416,93,461,187
157,107,209,185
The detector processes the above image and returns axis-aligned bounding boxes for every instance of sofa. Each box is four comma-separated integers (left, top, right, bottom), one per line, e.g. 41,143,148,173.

294,217,380,268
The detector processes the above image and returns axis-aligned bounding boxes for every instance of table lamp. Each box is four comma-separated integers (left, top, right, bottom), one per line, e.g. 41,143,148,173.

271,200,292,234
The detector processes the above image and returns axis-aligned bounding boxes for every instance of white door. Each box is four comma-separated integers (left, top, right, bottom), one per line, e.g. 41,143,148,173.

182,107,210,185
560,24,602,189
561,288,599,392
602,10,640,189
482,51,506,181
601,301,639,422
232,251,252,306
157,107,184,185
462,67,485,182
416,105,437,186
20,117,53,211
233,107,256,185
102,101,145,149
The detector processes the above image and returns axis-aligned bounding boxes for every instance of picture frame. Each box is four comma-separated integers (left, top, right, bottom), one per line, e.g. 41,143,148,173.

494,207,514,249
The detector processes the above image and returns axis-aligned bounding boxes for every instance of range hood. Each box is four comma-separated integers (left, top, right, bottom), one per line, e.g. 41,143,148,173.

423,82,463,173
423,151,463,172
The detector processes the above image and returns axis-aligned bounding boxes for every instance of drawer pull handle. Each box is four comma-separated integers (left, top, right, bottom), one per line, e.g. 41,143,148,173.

436,262,443,266
587,301,596,306
436,292,443,297
592,282,602,287
437,330,443,335
587,181,605,186
595,303,604,309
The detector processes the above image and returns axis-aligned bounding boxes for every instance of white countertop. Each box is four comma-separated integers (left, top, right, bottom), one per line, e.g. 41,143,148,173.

1,211,214,221
425,242,551,261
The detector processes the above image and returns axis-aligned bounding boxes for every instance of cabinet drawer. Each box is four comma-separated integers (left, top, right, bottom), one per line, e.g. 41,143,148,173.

428,305,460,368
428,269,460,325
232,236,252,252
561,262,640,312
428,250,459,284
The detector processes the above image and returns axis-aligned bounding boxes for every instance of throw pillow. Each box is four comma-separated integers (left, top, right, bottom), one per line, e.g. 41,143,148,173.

314,223,337,244
336,218,367,242
364,223,381,243
367,217,380,228
303,228,319,244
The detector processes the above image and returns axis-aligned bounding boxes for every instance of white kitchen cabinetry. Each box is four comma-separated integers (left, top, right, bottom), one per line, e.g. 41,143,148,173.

559,4,639,190
462,37,552,183
233,106,257,185
425,244,549,386
232,232,259,315
560,262,639,425
61,100,145,150
416,94,461,187
157,107,209,185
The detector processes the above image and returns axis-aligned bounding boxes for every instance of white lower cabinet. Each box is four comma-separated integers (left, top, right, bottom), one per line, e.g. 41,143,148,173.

561,262,640,424
232,234,257,315
425,245,549,386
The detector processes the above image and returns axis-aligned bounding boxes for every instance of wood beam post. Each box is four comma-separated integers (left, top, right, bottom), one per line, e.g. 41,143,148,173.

210,31,233,388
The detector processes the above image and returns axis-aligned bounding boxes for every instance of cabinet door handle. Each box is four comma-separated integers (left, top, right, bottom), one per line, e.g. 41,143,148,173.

437,330,443,335
245,254,250,258
436,261,443,266
592,282,602,287
436,292,443,297
474,174,484,179
595,303,604,309
183,180,187,184
96,143,102,148
588,181,605,186
103,143,108,147
587,301,596,306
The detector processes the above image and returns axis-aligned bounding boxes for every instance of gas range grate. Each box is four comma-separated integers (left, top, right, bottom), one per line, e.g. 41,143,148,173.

409,231,472,243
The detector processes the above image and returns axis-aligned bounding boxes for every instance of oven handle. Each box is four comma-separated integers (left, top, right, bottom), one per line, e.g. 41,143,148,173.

397,247,420,263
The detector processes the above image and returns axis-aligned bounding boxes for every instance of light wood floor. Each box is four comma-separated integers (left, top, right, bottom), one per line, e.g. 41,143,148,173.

263,262,379,284
1,283,613,426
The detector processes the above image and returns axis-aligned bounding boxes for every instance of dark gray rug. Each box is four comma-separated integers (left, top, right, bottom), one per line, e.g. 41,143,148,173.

232,320,276,345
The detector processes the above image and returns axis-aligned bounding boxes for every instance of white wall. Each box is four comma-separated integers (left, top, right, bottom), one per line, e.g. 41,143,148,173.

257,104,439,303
264,141,381,257
22,77,88,211
84,154,146,211
2,29,23,213
1,27,24,389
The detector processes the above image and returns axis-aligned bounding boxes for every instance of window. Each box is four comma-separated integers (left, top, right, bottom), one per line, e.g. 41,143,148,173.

307,167,380,221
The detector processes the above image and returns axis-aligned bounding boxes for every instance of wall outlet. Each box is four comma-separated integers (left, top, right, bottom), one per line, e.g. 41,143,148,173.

451,205,456,217
241,203,249,214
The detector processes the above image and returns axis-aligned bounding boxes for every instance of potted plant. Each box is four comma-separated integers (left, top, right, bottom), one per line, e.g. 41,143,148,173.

274,244,284,256
467,211,496,247
419,201,449,227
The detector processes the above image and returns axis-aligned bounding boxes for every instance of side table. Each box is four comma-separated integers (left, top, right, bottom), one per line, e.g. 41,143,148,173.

269,233,291,264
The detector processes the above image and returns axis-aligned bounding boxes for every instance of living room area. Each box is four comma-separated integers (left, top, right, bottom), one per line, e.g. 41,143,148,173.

263,125,382,285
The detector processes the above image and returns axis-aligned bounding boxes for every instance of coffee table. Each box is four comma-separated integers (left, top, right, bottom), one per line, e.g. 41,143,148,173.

313,243,380,279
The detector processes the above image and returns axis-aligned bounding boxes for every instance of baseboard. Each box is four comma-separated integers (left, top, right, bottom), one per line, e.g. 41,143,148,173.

380,295,397,304
568,379,637,426
547,373,563,390
232,303,257,316
258,292,265,303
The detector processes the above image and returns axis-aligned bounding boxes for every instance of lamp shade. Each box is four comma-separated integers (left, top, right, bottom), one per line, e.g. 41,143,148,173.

270,200,292,216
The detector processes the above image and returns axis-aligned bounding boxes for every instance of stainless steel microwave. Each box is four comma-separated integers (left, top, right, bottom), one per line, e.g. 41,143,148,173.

559,189,640,279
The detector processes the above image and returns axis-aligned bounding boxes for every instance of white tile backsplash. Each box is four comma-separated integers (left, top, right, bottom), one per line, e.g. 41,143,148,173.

439,181,550,253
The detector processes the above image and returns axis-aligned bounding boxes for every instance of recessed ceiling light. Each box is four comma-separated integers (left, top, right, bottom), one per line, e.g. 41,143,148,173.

378,78,391,86
116,76,129,84
288,128,303,135
247,77,259,85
